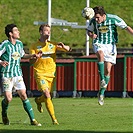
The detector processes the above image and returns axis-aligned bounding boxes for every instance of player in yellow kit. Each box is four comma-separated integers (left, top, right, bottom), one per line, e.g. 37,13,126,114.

29,24,71,125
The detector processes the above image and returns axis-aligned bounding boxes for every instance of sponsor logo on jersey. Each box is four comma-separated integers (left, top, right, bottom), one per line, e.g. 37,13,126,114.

41,51,54,58
98,26,109,33
12,52,20,60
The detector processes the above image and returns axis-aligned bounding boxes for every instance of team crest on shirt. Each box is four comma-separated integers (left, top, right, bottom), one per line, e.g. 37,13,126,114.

48,44,54,50
98,26,109,33
12,52,20,60
40,79,45,85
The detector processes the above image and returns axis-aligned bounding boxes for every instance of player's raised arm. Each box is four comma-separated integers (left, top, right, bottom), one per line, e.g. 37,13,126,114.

126,26,133,35
57,42,72,52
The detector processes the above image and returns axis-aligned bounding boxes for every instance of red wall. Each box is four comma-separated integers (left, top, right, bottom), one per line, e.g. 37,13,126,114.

21,55,133,95
126,57,133,91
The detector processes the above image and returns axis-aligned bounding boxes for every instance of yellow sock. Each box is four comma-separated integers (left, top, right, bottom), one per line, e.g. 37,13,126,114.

44,97,56,121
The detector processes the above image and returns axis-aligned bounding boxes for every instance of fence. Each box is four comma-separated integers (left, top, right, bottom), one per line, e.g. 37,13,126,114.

21,54,133,97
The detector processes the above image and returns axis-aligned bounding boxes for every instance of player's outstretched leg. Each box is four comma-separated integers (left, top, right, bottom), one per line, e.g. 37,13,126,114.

22,99,41,126
44,97,59,125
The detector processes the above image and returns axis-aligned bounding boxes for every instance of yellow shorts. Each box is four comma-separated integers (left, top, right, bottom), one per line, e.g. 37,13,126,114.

35,75,55,92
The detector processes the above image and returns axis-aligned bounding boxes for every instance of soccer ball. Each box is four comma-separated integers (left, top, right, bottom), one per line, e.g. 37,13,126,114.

82,7,94,20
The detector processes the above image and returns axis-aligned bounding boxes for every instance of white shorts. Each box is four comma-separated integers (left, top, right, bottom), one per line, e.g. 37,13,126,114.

93,43,117,64
2,76,26,92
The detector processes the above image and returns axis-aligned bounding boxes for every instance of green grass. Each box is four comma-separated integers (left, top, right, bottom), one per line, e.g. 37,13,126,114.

0,97,132,133
0,0,133,49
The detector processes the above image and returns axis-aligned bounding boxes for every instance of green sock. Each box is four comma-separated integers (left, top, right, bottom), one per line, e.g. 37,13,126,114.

100,76,110,95
22,99,34,122
97,62,105,81
105,75,110,85
1,99,9,117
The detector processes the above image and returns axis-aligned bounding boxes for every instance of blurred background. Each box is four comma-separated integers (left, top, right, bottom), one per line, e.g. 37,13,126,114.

0,0,133,50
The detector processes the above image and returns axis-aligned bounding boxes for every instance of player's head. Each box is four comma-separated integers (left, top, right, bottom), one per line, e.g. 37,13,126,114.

5,24,20,39
39,24,50,32
93,6,106,16
39,24,51,39
93,6,106,24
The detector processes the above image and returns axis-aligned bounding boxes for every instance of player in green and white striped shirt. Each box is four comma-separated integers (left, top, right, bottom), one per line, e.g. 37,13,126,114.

0,24,41,126
87,6,133,105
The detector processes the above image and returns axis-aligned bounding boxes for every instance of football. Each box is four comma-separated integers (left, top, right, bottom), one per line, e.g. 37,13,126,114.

81,7,94,20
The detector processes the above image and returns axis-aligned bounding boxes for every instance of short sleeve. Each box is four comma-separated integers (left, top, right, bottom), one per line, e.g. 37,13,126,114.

114,15,127,29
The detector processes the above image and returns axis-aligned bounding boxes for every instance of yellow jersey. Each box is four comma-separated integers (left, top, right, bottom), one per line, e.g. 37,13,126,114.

29,40,58,78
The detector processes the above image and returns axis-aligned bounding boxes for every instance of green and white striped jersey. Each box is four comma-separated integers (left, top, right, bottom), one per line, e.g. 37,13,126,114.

87,14,127,45
0,39,25,78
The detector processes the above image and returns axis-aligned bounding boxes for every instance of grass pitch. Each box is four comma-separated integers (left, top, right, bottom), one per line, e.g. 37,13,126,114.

0,97,132,133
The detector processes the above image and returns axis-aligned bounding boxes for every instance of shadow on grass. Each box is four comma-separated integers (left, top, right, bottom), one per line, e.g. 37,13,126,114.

0,130,132,133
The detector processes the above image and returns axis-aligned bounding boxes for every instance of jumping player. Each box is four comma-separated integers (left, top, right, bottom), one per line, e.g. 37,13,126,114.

87,6,133,105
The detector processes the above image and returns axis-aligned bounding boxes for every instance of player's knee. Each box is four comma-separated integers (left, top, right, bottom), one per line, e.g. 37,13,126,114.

96,51,104,61
43,88,51,98
19,93,27,100
6,97,12,103
44,92,51,98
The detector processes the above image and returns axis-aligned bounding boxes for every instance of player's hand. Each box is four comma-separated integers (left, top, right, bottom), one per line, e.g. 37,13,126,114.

92,34,97,39
32,51,42,59
36,50,43,58
57,42,65,48
57,42,72,52
0,61,9,67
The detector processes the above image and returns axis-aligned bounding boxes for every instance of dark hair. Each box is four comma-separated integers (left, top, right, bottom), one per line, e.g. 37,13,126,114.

93,6,106,16
5,24,17,38
39,24,50,32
